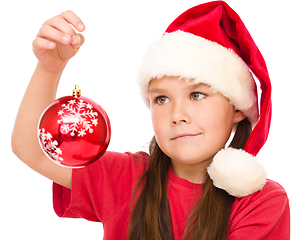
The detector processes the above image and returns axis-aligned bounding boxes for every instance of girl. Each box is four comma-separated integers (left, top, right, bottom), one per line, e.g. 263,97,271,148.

11,1,290,239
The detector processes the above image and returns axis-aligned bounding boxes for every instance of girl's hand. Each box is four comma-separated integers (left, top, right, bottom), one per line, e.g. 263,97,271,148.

33,10,85,73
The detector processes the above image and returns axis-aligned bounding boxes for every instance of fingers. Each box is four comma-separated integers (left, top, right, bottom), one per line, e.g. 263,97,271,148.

33,36,56,51
34,10,85,49
59,10,85,32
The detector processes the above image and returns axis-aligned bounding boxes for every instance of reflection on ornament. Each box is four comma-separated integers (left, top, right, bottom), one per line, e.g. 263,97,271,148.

38,85,111,168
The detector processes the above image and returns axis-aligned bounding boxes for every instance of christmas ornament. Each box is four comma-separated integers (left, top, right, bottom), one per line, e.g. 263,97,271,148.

38,85,111,168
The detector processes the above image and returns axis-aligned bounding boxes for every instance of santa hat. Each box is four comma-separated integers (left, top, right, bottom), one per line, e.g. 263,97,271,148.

137,1,271,198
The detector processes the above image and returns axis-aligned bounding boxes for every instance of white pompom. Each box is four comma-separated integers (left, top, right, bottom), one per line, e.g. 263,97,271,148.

207,148,267,198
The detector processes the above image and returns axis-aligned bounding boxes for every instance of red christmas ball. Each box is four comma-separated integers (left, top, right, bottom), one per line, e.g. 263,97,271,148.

38,86,111,168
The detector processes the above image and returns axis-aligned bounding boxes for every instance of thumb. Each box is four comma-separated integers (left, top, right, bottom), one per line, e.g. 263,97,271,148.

72,34,85,53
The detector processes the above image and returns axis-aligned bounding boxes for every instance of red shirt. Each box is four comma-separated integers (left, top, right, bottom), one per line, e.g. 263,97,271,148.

53,151,290,239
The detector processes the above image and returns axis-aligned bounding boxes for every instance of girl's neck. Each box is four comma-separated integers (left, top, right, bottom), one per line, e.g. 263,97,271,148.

170,157,213,184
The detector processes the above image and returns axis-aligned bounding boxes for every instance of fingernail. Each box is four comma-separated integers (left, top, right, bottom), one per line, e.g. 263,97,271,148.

78,23,85,31
62,35,70,43
71,35,79,44
48,42,55,48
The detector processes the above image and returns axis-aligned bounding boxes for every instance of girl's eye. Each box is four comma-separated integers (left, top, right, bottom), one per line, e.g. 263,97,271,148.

156,96,170,104
191,92,206,101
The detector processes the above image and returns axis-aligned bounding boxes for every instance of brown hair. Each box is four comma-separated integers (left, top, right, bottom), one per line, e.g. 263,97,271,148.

128,118,251,240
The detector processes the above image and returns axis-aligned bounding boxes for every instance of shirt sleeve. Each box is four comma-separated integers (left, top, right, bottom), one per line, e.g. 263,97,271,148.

228,179,290,240
53,151,149,223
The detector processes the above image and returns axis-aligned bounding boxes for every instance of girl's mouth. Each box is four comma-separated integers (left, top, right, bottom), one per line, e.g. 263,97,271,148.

171,133,201,141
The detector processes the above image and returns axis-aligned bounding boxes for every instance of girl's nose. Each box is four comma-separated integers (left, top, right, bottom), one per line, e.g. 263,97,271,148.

171,102,191,125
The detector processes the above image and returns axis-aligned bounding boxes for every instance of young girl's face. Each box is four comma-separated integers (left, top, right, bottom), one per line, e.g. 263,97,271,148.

149,76,245,181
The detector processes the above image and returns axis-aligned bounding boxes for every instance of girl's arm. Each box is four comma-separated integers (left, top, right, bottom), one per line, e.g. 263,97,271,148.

11,11,85,189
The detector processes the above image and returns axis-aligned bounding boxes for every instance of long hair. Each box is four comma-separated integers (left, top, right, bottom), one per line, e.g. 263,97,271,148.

128,118,252,240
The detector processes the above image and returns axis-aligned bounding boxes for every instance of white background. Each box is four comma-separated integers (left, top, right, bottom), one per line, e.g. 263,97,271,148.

1,0,300,239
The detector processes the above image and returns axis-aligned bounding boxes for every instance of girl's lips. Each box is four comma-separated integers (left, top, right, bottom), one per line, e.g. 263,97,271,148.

171,133,201,141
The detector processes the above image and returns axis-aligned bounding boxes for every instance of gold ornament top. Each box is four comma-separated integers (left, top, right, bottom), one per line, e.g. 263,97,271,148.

73,85,81,98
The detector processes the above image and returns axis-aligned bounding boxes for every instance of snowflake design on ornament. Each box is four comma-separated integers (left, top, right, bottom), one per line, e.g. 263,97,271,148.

57,99,98,137
38,128,63,164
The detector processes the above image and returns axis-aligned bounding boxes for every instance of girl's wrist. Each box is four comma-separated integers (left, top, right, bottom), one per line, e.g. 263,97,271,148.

36,60,67,76
35,61,67,83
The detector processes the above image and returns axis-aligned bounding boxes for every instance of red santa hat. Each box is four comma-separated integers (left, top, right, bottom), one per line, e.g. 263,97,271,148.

137,1,271,197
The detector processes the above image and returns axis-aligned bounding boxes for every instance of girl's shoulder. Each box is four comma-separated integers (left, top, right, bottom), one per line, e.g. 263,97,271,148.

262,179,287,193
91,151,150,169
89,151,150,184
233,179,288,209
229,179,290,238
264,179,287,194
245,179,287,201
231,179,288,227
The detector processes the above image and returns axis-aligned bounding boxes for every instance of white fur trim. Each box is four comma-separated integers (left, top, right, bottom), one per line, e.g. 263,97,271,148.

207,148,267,197
137,31,259,125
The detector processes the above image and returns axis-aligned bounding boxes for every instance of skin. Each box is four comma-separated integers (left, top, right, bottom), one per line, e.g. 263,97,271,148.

11,11,85,189
149,76,245,184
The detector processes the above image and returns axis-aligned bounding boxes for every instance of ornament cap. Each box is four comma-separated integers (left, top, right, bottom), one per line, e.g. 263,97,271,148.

73,85,81,98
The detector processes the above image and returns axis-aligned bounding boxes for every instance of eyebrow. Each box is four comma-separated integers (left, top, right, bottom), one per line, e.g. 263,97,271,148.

149,82,208,94
190,83,208,91
149,88,167,94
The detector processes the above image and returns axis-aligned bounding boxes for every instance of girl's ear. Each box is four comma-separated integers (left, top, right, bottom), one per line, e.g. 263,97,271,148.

233,110,246,124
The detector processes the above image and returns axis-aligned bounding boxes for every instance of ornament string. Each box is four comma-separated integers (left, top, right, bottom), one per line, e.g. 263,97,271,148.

75,34,80,54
